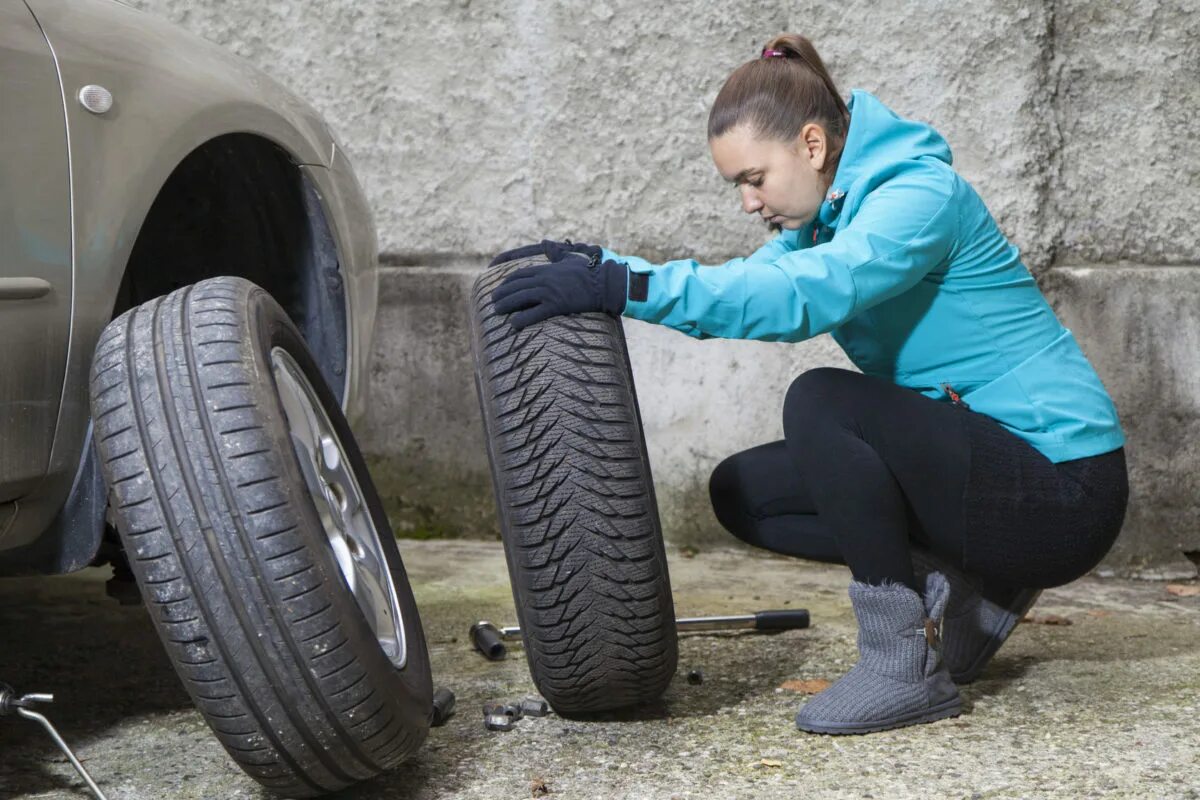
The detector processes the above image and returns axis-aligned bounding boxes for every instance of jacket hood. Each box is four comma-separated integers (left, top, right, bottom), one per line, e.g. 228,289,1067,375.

817,90,953,226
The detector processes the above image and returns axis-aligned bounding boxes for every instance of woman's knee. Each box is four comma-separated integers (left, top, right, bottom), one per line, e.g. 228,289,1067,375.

708,454,755,541
784,366,860,411
782,367,859,438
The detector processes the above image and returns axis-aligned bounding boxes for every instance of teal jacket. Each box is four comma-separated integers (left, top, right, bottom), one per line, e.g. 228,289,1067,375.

604,89,1124,464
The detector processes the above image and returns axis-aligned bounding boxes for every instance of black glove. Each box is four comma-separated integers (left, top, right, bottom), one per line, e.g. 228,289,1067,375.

489,238,603,268
491,252,629,330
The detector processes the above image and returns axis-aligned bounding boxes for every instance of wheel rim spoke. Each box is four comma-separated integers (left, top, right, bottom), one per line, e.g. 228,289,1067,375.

347,543,399,659
317,435,362,519
270,347,408,669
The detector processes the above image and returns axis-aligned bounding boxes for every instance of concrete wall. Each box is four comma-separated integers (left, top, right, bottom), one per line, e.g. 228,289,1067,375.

133,0,1199,576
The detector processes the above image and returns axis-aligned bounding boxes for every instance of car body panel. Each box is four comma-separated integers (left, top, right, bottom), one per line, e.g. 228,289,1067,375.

0,0,379,565
0,3,72,504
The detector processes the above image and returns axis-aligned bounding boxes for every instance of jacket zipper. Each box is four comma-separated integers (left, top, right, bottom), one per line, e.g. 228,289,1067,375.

942,383,971,410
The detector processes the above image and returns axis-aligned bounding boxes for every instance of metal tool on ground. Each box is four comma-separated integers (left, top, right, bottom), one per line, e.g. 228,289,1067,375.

469,609,811,661
469,620,506,660
519,696,549,717
480,695,551,733
431,687,456,727
481,701,523,720
0,683,109,800
484,713,515,732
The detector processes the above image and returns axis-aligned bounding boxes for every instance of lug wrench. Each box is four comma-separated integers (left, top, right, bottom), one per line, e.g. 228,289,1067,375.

0,683,109,800
470,608,810,661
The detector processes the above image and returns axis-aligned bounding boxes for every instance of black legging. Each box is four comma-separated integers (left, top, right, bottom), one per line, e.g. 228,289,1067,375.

708,367,1129,591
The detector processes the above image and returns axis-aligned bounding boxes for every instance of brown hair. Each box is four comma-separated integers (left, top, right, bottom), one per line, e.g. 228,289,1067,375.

708,34,851,178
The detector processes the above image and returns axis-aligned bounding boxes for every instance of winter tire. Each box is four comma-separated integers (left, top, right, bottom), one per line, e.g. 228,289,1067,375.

89,276,431,797
469,257,678,715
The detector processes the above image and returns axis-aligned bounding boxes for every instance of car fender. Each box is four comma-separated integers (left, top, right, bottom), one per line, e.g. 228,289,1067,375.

3,0,375,569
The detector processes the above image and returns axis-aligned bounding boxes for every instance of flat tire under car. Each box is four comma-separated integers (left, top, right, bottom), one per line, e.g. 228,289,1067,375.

469,258,678,715
89,276,431,797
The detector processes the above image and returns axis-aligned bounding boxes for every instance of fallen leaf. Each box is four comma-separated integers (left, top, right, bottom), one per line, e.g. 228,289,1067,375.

1166,584,1200,597
531,777,550,797
1022,612,1072,626
778,679,832,694
760,758,783,768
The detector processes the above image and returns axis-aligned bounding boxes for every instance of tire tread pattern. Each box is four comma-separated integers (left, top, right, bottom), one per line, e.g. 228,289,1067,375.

469,260,677,714
89,277,427,797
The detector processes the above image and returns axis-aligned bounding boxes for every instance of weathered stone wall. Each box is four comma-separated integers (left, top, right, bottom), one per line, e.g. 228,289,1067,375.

1053,0,1200,266
132,0,1199,576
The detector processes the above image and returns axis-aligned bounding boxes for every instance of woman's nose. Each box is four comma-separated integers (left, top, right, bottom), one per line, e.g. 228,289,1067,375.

740,187,763,215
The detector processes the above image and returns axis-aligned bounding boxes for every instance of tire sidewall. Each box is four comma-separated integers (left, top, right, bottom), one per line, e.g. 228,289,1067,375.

246,285,433,724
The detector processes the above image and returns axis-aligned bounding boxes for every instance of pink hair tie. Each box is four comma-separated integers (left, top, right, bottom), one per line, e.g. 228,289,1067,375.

761,48,787,59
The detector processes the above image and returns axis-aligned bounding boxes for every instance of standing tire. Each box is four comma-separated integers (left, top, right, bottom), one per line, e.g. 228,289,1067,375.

469,258,677,715
89,276,432,797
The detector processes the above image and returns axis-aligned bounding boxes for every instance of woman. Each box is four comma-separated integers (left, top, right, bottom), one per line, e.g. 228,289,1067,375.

488,33,1129,735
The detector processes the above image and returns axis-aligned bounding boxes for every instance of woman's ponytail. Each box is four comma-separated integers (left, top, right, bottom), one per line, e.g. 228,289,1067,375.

708,34,850,176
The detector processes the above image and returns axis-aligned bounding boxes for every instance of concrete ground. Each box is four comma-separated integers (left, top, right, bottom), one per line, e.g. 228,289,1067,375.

1,540,1197,800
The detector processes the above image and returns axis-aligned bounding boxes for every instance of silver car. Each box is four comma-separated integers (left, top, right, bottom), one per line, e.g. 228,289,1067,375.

1,2,432,796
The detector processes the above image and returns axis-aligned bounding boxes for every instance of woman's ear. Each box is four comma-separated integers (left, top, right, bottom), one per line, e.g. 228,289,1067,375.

797,123,828,172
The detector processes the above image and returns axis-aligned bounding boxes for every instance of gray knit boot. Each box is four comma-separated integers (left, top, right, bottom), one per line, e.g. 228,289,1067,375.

795,572,961,735
910,547,1042,684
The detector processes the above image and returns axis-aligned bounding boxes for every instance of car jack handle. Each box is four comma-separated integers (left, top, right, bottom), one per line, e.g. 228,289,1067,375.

0,682,109,800
471,608,811,661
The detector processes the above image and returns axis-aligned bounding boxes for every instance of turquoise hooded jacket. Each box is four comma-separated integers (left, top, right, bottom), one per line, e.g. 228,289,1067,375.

603,89,1124,464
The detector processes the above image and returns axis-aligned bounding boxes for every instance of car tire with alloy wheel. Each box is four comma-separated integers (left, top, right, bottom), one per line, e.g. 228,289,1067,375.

89,276,431,797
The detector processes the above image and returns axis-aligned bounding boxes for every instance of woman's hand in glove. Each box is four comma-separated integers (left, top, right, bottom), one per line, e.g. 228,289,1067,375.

489,238,603,267
491,252,629,330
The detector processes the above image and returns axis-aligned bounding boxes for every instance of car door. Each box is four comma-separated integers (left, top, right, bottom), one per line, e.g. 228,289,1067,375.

0,3,72,504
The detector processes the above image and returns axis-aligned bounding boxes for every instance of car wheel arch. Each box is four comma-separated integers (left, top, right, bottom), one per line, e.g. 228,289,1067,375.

1,133,354,576
112,132,350,398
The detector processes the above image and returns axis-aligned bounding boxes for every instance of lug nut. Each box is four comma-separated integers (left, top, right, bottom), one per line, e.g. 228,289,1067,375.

484,713,515,732
431,687,456,727
519,696,549,717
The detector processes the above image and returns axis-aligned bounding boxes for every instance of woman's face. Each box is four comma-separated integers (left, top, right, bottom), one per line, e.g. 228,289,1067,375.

709,122,831,231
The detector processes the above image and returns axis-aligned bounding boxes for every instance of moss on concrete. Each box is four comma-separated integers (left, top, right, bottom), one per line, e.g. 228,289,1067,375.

365,453,500,541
